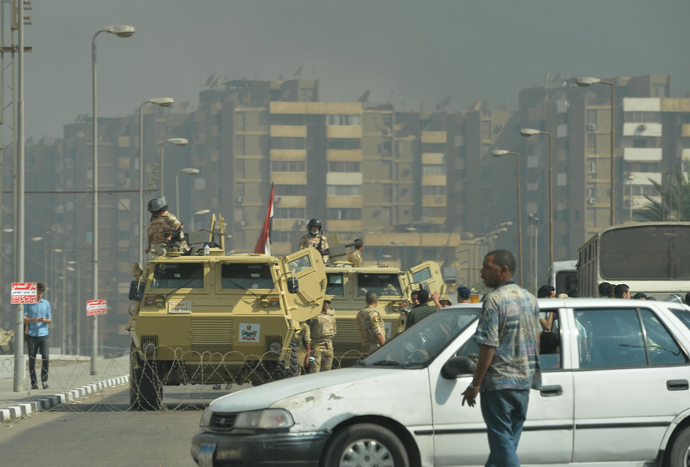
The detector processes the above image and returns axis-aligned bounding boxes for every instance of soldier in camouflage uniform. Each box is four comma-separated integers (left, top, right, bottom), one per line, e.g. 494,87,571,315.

309,297,336,373
145,197,183,254
347,238,363,266
299,218,329,261
295,319,311,375
356,291,386,354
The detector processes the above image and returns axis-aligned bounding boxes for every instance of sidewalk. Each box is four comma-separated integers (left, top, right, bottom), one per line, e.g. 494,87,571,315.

0,354,130,422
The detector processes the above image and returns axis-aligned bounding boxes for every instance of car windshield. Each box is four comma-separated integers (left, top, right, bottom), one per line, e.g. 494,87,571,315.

151,263,204,289
357,273,402,296
361,307,481,368
221,263,274,290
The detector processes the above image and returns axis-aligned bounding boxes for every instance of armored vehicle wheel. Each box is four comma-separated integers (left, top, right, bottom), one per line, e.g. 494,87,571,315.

130,346,163,411
272,338,300,381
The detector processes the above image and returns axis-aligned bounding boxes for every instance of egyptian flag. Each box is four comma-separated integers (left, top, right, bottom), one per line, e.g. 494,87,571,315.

254,183,274,254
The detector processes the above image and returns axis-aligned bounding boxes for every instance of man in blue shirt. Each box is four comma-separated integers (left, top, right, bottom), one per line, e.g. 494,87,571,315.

24,282,52,390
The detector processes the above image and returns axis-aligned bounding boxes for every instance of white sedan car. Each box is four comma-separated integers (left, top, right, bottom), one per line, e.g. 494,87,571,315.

191,299,690,466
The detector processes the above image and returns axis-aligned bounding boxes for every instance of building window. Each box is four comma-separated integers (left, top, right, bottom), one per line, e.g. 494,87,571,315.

382,161,392,179
327,161,360,172
422,142,446,153
235,159,245,177
632,139,648,148
326,185,361,196
327,208,361,220
587,134,597,155
422,164,445,175
327,115,361,126
588,161,596,174
624,112,661,123
270,161,306,172
271,137,305,150
587,109,598,125
327,139,361,150
274,208,306,219
274,185,306,196
273,231,292,242
422,186,446,195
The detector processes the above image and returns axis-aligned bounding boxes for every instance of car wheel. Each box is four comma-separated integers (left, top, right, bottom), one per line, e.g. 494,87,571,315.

130,344,162,411
272,337,300,381
322,423,409,467
666,425,690,467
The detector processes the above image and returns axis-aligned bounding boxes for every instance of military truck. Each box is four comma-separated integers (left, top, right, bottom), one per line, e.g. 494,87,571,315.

126,216,327,410
324,261,446,366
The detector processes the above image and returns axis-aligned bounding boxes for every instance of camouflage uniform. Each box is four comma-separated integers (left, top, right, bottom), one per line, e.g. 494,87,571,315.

295,321,311,375
148,212,182,245
299,233,329,260
310,308,336,373
356,305,386,354
347,249,362,267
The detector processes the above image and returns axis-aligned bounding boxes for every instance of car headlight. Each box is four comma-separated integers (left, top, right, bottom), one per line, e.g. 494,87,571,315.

200,407,213,428
234,409,294,430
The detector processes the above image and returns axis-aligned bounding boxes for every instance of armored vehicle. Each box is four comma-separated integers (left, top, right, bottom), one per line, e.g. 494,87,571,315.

126,216,327,410
324,260,446,366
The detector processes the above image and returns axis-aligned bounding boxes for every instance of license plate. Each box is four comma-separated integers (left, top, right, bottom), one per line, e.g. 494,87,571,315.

198,443,216,467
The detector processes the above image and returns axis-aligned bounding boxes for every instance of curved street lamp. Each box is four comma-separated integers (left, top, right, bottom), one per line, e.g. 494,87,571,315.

176,168,200,224
159,138,188,198
492,150,523,287
520,128,552,265
139,97,175,267
577,76,615,226
192,209,211,232
91,24,135,377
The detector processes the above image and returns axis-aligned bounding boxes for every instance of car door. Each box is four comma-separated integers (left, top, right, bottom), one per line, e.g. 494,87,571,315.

280,248,327,322
429,307,574,466
571,305,690,463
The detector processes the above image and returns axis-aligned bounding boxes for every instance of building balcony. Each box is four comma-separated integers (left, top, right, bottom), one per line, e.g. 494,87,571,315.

270,149,307,160
682,149,690,161
422,195,446,207
327,126,362,139
326,149,362,161
421,131,447,143
275,196,306,208
557,124,569,138
623,98,660,112
422,153,445,164
623,122,662,137
326,219,362,232
270,172,307,184
623,148,663,162
326,196,362,208
421,174,446,185
273,219,303,231
326,172,362,185
270,125,307,138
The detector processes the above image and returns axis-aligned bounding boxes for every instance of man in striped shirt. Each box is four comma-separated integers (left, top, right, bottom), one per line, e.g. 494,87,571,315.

462,250,541,467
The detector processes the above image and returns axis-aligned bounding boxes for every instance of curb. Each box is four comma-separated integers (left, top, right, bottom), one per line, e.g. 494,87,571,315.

0,375,130,423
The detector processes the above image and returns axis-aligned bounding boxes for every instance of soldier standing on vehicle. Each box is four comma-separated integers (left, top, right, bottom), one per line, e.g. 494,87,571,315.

294,319,311,375
356,292,386,354
347,239,364,266
310,298,336,372
145,197,184,254
299,218,329,261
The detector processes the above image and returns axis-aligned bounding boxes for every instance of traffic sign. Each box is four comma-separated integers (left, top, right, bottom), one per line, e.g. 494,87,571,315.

11,282,37,304
86,299,108,316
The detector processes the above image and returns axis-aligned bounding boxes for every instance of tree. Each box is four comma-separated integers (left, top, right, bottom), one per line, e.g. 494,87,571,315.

634,167,690,221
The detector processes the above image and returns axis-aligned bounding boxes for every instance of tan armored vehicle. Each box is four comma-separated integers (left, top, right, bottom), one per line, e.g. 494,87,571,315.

324,260,446,366
126,216,327,410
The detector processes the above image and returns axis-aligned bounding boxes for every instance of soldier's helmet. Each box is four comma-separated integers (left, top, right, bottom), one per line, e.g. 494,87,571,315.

439,294,452,307
307,218,323,233
147,197,169,215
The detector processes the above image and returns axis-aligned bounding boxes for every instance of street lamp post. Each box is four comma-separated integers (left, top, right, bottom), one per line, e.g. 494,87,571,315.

139,98,174,267
391,241,407,270
176,168,200,224
519,128,553,265
31,236,48,284
53,249,66,355
159,138,188,198
92,24,135,375
627,175,635,221
529,214,539,291
67,261,81,355
192,209,211,232
406,227,422,264
493,150,523,287
577,77,615,226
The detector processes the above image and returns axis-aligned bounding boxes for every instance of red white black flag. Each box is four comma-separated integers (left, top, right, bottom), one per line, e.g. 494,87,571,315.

254,183,274,255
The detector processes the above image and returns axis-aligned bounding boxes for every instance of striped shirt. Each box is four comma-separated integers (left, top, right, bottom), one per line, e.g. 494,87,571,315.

474,281,541,392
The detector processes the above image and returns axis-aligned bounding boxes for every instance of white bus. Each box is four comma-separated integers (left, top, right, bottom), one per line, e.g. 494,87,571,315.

547,260,578,296
577,222,690,299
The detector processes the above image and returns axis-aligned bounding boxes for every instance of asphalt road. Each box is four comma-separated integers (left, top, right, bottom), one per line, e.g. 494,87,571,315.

0,383,240,467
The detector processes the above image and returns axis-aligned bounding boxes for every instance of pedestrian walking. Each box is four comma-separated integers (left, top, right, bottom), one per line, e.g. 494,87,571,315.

461,250,541,467
24,282,52,390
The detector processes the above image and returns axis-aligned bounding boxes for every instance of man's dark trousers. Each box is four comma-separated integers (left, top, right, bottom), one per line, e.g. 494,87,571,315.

27,335,49,386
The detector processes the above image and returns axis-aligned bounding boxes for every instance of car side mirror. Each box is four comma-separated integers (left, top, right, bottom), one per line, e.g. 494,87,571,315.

128,280,145,302
441,356,476,379
287,277,299,294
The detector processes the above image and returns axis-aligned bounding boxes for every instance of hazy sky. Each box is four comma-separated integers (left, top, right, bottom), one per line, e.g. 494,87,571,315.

17,0,690,139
